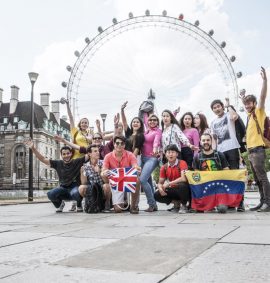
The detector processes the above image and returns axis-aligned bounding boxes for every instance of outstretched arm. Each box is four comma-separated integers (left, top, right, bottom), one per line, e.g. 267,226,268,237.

225,97,238,121
95,119,102,134
120,101,128,132
258,66,267,109
54,135,80,150
24,138,50,166
61,98,75,129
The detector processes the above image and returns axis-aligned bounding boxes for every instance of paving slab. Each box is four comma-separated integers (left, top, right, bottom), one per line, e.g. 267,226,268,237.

219,225,270,244
0,235,116,278
56,235,216,274
60,225,156,239
0,224,34,233
0,231,55,247
143,223,238,239
163,243,270,283
2,265,164,283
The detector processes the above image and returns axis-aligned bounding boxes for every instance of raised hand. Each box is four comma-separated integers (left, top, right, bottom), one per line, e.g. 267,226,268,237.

60,97,69,104
54,135,64,142
224,97,230,108
95,119,101,128
24,138,34,149
114,113,120,125
239,89,246,100
121,101,128,110
261,66,267,81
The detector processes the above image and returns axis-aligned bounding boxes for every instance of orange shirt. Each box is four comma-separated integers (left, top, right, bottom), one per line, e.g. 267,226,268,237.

103,150,137,169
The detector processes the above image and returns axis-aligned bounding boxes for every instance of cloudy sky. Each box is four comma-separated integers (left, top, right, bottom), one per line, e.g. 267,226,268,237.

0,0,269,129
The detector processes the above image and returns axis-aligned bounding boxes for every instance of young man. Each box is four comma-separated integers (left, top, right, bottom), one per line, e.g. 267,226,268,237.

101,136,140,213
241,67,270,212
154,144,190,214
79,144,111,212
193,133,230,213
25,138,88,212
210,99,240,169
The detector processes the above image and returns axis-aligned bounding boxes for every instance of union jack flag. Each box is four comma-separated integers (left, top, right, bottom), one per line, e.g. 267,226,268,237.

108,167,138,193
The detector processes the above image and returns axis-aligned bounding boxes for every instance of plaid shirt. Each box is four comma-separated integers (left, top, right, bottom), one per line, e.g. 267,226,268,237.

83,160,104,187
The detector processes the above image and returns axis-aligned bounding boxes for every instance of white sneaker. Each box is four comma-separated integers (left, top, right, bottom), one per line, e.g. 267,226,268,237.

179,205,188,214
56,201,65,213
76,206,83,213
69,201,77,212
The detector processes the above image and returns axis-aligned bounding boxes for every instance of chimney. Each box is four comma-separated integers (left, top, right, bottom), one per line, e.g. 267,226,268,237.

0,88,3,108
9,85,19,114
40,93,50,118
51,100,60,124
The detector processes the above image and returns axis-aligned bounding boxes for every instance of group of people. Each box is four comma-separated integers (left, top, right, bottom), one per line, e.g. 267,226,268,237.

25,66,270,214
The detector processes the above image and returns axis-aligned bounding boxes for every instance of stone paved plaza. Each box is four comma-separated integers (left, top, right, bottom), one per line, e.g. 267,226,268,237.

0,192,269,283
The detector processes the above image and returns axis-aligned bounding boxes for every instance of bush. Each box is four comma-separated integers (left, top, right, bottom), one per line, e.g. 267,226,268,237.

241,148,270,181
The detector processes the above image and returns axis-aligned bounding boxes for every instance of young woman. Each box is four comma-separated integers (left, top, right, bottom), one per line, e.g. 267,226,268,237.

179,112,200,168
121,101,145,157
193,112,211,137
161,110,195,162
140,113,162,212
61,98,92,211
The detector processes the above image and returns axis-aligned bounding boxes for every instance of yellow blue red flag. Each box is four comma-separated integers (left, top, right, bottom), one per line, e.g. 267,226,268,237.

186,169,246,211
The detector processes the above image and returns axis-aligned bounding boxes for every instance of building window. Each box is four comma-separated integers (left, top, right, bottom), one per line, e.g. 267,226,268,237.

3,118,8,124
13,117,19,123
45,169,48,179
14,145,26,179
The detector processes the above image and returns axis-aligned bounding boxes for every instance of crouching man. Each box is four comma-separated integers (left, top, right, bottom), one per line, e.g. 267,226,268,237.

154,144,190,214
101,136,140,213
25,138,88,212
79,144,111,212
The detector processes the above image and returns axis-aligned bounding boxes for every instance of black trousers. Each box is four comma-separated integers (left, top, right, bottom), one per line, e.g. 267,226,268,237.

181,147,194,169
223,148,239,169
154,182,191,205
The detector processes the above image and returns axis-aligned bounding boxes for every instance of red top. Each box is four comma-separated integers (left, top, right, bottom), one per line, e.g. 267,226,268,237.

160,159,188,187
103,150,137,169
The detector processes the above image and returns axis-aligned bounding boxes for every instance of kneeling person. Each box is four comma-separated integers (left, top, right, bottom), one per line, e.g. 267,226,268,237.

154,144,190,214
79,145,111,212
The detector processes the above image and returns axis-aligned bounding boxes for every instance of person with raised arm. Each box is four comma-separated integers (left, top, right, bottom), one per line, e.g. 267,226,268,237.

24,138,88,212
240,67,270,212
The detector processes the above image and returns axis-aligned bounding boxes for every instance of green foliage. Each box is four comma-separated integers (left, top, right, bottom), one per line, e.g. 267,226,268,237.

241,148,270,180
152,166,160,183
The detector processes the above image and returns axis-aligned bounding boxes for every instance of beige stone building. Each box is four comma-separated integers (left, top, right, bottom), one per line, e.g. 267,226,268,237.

0,86,70,189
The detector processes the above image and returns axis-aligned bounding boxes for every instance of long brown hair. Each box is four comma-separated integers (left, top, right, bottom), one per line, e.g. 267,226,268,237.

195,113,209,136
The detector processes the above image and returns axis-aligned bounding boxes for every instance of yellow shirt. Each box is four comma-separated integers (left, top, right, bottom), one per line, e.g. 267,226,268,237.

71,127,91,159
246,108,266,149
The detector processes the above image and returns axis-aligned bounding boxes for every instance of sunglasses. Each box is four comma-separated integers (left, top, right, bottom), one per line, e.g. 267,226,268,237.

149,119,158,122
93,137,102,140
115,141,125,146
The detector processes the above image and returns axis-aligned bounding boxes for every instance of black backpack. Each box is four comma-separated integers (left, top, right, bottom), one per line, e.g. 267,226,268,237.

235,117,246,153
198,151,223,171
84,182,105,213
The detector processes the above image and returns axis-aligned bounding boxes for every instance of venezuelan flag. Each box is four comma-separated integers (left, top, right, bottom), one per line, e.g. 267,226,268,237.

186,169,247,211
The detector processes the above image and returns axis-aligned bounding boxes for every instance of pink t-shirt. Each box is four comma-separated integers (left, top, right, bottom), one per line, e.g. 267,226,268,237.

103,150,137,169
181,128,200,150
142,127,162,157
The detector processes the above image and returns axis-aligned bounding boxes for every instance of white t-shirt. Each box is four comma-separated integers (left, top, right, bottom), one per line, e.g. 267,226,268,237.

210,112,240,152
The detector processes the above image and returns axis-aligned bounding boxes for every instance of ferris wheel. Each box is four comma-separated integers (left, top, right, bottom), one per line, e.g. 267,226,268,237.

61,10,242,121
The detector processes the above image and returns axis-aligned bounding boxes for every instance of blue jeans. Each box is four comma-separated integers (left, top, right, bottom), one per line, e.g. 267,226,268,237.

140,156,159,207
47,186,82,208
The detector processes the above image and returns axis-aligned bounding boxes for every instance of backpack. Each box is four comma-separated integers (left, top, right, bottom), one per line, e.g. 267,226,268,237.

198,151,222,171
263,117,270,141
84,182,105,213
235,117,246,143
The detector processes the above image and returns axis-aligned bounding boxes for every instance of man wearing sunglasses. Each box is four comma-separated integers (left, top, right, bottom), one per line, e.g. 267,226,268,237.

101,136,141,213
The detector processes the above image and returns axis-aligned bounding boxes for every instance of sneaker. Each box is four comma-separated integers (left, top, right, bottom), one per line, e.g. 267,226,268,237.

257,203,270,212
130,206,139,214
179,205,188,214
69,202,77,212
56,201,65,213
250,202,263,211
144,205,158,212
76,206,83,213
237,201,245,212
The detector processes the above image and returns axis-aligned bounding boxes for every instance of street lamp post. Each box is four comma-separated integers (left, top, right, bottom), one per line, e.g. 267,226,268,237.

28,72,39,201
100,114,107,145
